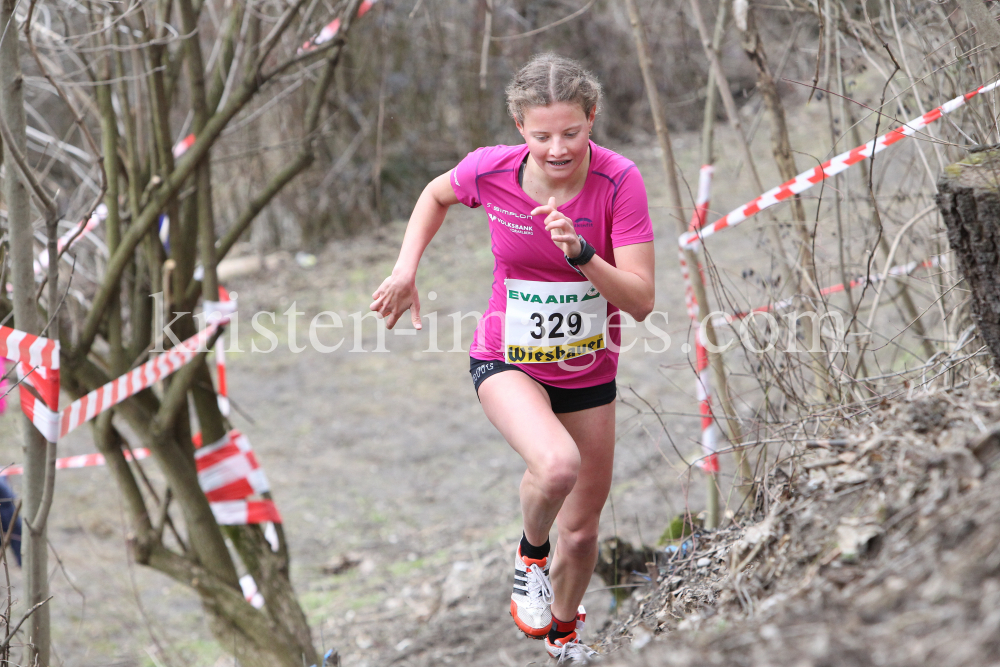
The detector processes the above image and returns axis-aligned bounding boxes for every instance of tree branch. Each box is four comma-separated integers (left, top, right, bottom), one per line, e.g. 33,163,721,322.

0,110,57,218
0,596,53,652
183,150,313,306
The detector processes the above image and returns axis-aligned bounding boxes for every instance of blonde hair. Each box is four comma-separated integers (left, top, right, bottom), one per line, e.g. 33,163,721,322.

505,53,603,124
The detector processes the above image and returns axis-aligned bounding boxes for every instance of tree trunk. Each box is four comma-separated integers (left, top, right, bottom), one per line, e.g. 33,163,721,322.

5,0,366,663
0,2,50,663
935,150,1000,370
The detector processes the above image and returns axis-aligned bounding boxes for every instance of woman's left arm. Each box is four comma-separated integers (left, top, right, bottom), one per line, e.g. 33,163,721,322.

536,197,655,321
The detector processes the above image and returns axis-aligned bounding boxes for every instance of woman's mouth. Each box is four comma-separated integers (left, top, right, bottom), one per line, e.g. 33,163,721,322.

549,159,571,167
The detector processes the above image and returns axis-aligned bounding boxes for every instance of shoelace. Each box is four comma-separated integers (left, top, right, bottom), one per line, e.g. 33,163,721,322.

552,635,598,664
525,563,554,608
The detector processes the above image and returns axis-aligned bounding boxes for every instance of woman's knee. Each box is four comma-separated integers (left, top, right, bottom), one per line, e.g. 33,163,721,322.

557,524,600,557
530,450,580,500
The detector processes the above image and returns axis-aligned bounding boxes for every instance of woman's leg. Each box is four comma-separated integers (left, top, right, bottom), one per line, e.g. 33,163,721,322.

477,371,580,548
549,401,615,622
479,370,615,623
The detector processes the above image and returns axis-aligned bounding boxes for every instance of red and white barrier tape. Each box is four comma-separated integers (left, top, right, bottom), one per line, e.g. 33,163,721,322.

695,325,718,473
3,429,281,527
2,448,150,477
673,81,992,473
206,287,235,417
679,79,1000,250
679,165,713,322
194,430,269,500
678,165,720,473
58,319,225,442
710,255,942,328
0,325,62,441
240,574,265,609
209,500,281,525
297,0,378,54
6,317,225,442
193,429,281,525
33,204,108,278
172,133,196,159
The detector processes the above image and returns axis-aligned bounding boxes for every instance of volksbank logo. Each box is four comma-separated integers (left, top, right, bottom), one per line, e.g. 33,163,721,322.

507,288,602,304
489,213,533,235
487,202,534,236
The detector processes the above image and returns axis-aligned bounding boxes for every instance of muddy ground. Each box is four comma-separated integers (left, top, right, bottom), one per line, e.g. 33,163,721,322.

0,92,955,666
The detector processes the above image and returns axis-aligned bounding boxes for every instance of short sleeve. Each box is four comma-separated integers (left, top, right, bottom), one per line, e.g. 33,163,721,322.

450,147,486,209
610,166,654,247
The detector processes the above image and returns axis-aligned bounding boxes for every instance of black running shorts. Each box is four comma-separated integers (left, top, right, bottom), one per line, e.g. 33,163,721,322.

469,357,616,414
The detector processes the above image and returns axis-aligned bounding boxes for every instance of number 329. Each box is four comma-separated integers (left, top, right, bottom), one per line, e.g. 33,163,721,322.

530,312,583,339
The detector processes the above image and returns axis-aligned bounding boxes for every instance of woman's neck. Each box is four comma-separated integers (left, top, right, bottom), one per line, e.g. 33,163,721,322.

522,145,592,207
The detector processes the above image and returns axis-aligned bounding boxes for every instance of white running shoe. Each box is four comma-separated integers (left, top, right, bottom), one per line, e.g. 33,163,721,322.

545,630,599,664
510,546,553,639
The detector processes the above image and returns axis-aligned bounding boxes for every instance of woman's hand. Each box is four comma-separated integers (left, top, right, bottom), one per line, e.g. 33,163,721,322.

370,272,421,330
534,197,582,259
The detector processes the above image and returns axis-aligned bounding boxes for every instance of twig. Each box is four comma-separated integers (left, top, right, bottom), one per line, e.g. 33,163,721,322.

491,0,596,41
479,0,492,91
24,0,106,197
0,105,58,217
861,204,936,335
624,387,691,466
0,596,54,652
37,256,77,329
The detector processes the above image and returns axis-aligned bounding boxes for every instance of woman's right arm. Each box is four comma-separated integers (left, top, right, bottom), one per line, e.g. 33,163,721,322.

369,171,460,329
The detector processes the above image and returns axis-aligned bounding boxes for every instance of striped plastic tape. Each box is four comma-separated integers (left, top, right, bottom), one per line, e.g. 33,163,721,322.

2,448,150,477
194,430,282,525
33,204,108,277
56,319,226,440
7,317,225,442
297,0,378,54
679,79,1000,250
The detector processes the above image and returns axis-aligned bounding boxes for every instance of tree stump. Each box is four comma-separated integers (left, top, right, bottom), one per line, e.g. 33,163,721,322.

936,149,1000,369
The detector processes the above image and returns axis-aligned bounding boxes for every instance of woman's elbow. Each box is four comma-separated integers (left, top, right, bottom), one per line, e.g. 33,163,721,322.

629,294,655,323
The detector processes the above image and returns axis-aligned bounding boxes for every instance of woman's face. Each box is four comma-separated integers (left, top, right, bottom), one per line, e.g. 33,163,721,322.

516,101,594,184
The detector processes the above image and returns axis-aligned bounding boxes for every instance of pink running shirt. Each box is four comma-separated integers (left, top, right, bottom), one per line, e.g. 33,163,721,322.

450,141,654,389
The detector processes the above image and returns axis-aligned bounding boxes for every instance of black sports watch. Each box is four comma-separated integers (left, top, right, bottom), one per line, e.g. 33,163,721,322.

566,235,596,267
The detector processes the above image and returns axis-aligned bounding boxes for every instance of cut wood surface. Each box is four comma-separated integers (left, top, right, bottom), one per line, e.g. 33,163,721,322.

936,149,1000,370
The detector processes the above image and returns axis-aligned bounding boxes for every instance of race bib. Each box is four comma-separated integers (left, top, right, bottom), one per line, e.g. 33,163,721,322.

504,279,608,364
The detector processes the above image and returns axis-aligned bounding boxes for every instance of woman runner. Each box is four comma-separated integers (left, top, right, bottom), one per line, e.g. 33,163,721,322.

370,53,654,664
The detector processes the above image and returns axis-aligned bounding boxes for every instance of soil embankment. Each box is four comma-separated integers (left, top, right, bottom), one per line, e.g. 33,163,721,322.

599,380,1000,666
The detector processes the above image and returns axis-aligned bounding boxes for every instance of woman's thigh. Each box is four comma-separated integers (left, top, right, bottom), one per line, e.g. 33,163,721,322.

477,370,578,474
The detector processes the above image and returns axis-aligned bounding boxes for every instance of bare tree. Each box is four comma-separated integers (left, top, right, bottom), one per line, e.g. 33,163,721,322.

1,0,369,663
1,0,54,661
